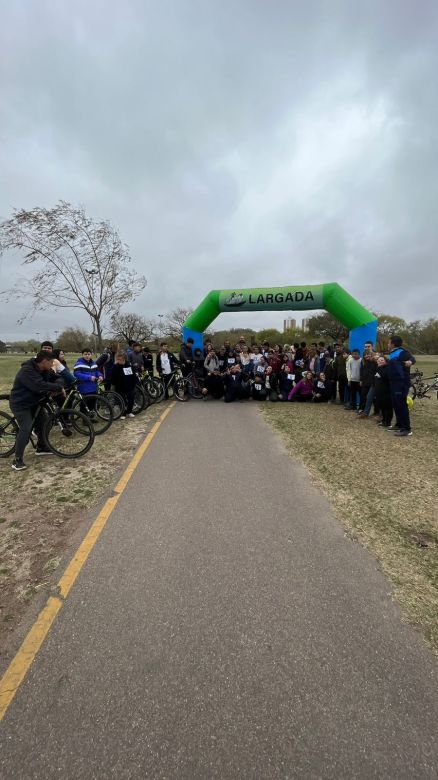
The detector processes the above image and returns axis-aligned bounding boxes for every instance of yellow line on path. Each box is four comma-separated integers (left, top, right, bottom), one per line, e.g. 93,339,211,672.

0,402,175,721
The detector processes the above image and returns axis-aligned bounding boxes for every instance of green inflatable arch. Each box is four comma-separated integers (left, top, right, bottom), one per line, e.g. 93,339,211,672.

182,283,377,353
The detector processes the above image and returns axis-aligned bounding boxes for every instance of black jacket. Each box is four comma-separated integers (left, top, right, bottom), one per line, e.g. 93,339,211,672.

179,343,194,367
373,364,391,401
10,359,64,411
110,362,137,393
360,357,377,387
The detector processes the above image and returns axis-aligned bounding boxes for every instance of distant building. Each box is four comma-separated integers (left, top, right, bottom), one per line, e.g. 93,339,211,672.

283,318,297,332
301,318,309,332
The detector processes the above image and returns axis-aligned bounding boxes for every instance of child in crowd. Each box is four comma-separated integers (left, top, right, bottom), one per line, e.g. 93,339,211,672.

346,349,361,410
373,356,393,427
74,349,103,397
109,352,137,418
313,372,331,403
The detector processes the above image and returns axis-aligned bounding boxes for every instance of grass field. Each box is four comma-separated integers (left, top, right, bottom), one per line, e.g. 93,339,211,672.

262,355,438,653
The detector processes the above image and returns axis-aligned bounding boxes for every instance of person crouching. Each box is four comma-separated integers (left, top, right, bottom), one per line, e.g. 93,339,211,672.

288,371,314,402
109,352,137,419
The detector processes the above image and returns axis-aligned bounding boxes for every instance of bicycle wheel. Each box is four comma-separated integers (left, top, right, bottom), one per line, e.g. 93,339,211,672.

173,377,189,401
72,395,113,435
152,377,165,403
132,385,148,415
101,390,125,420
43,409,95,458
142,376,157,404
0,411,18,458
186,376,204,400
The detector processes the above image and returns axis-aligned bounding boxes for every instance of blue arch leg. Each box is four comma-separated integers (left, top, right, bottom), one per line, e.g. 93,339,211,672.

182,327,204,353
349,321,378,354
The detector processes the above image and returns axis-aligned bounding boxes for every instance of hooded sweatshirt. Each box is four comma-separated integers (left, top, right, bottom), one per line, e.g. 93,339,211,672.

10,359,64,410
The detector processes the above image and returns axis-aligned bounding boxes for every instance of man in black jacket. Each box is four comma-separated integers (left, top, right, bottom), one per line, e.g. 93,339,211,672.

9,351,65,470
179,338,194,376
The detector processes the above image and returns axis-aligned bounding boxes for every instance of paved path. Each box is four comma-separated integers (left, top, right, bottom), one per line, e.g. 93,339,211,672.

1,402,438,779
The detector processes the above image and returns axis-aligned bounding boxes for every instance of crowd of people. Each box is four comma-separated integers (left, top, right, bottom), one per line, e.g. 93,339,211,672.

7,333,416,471
174,334,416,436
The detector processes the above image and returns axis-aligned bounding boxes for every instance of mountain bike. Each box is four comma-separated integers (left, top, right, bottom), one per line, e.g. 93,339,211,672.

0,393,95,459
410,371,438,400
63,382,114,435
153,368,189,401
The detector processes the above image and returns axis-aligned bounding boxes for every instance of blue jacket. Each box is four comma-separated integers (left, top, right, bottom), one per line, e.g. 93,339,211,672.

387,348,415,385
73,357,103,394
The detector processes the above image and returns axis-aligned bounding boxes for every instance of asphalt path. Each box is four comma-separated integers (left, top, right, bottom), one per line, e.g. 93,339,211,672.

1,401,438,779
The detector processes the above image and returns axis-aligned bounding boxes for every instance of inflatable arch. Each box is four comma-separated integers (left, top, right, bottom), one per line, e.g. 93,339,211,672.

182,283,377,353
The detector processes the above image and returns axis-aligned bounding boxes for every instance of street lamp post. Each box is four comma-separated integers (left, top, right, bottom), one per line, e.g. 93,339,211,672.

156,314,164,350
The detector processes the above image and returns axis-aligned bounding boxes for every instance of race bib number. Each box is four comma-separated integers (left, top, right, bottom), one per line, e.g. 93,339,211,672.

287,373,295,380
257,365,265,374
317,381,324,388
320,353,325,359
123,367,133,376
254,384,262,391
227,358,235,364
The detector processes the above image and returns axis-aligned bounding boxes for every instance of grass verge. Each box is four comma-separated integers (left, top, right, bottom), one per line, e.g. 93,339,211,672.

0,399,167,662
261,375,438,654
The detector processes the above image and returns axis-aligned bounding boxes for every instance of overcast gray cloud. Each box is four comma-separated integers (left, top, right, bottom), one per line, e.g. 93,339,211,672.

1,0,437,340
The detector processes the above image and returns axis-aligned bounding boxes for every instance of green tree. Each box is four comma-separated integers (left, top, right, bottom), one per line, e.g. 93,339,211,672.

0,340,7,353
256,328,283,344
307,313,349,342
57,326,90,352
376,314,408,351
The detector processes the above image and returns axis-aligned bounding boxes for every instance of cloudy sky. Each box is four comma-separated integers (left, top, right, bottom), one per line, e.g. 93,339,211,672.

1,0,437,341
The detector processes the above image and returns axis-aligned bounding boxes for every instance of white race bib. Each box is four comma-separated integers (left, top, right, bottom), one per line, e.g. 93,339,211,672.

287,373,295,380
317,381,324,388
123,367,133,376
320,353,325,359
254,383,262,391
227,358,235,364
257,365,265,374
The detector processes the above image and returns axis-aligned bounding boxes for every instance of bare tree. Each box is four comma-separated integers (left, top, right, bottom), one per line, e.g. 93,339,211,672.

0,201,147,349
163,307,194,340
110,312,157,343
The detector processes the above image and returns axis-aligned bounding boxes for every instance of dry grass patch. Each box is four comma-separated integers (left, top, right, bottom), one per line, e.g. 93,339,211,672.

261,391,438,653
0,401,167,660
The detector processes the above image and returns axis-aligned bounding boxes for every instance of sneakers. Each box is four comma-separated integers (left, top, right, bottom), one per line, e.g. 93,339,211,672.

35,448,53,456
120,415,126,420
11,459,27,471
127,413,135,418
386,425,401,432
394,429,413,437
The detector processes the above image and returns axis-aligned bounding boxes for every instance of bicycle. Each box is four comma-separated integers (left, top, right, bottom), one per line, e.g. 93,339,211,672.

153,368,189,402
140,372,161,404
410,371,438,400
0,393,95,459
184,371,205,400
62,382,114,435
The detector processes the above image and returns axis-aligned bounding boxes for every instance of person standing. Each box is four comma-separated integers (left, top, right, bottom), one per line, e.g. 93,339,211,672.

346,349,361,410
109,352,137,418
179,337,194,376
73,349,103,397
156,342,180,398
386,336,415,437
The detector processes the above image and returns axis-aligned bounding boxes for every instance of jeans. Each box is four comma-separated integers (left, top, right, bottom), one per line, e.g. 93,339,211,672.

348,381,360,409
11,406,45,461
361,385,375,415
